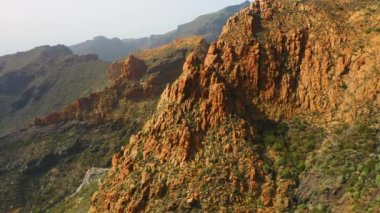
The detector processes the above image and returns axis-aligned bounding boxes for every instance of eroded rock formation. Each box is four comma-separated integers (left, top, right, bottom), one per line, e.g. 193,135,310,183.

33,37,208,126
90,0,379,212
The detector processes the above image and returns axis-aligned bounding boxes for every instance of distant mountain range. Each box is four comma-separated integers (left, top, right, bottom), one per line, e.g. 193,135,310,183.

0,45,109,136
0,0,379,212
0,2,251,209
0,1,250,137
70,1,250,61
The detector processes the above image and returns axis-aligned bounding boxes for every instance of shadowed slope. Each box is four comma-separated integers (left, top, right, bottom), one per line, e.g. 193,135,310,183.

0,45,109,136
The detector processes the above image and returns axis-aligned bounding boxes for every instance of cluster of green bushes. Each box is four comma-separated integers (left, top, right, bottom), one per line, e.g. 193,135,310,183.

258,118,325,180
312,122,379,210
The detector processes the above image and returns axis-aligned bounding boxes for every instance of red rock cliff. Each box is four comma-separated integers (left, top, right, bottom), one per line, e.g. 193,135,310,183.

90,0,379,212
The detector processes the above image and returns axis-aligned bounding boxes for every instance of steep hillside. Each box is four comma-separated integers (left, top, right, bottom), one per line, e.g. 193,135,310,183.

90,0,379,212
34,37,208,127
0,37,208,212
0,45,110,136
69,36,148,62
70,1,250,61
147,1,251,48
0,45,71,75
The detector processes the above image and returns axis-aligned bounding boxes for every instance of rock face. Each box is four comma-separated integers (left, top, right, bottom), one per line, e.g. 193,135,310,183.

33,37,208,127
90,0,379,212
0,37,208,213
108,55,146,81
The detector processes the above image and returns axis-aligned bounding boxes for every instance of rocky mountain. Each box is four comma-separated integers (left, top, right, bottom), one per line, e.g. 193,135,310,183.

0,37,208,212
1,0,379,212
88,0,380,212
0,45,110,137
70,1,250,61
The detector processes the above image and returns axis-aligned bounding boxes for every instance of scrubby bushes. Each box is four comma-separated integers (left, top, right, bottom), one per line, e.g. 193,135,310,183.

257,118,325,180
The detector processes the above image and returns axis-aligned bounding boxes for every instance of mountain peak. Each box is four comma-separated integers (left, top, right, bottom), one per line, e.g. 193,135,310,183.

89,0,380,212
40,45,72,58
93,35,108,41
1,0,379,212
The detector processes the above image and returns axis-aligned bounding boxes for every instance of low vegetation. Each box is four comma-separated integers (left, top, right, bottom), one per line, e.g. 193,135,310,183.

295,120,380,212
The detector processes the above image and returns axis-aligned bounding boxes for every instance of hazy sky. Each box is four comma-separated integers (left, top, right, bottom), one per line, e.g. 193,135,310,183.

0,0,248,56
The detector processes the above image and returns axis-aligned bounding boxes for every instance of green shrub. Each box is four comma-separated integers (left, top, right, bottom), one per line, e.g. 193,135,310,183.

275,156,286,167
273,141,284,151
281,168,293,179
296,162,306,172
375,163,380,172
338,175,346,184
376,175,380,187
340,82,348,90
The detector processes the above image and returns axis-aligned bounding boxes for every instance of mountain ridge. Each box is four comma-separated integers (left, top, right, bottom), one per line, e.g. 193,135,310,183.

0,44,109,136
70,1,250,61
0,0,379,212
89,0,379,212
0,37,209,212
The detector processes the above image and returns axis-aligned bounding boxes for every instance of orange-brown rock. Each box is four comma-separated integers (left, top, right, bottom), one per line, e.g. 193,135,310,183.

90,0,379,212
108,55,146,81
33,37,208,126
33,112,63,125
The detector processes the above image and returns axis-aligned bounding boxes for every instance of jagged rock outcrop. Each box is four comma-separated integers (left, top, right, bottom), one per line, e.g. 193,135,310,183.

90,0,379,212
108,56,147,81
33,92,102,125
33,37,208,126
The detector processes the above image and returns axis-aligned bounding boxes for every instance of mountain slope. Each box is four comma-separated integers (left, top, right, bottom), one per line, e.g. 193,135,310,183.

146,1,251,48
90,0,379,212
0,45,110,136
70,36,148,62
70,1,250,61
0,37,208,212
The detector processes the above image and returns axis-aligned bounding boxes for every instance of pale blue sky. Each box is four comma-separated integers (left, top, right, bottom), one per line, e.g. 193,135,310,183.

0,0,249,56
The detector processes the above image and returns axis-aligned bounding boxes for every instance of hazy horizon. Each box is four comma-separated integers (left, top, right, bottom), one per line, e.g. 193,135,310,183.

0,0,249,56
